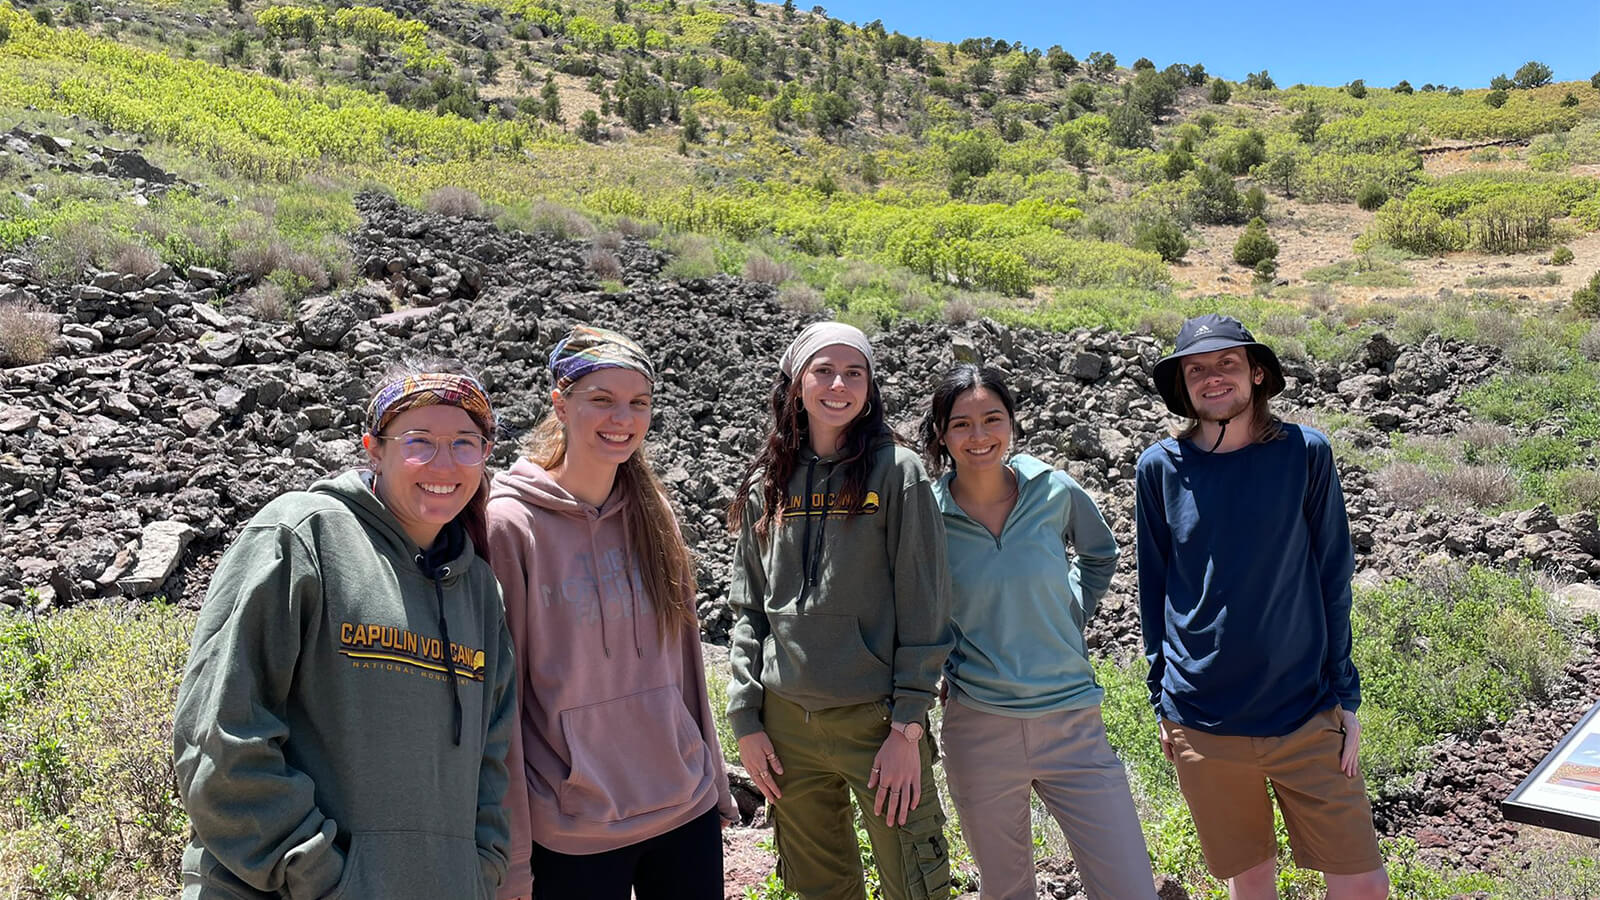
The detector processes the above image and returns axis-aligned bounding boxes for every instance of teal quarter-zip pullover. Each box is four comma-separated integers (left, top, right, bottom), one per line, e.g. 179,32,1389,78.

933,454,1119,717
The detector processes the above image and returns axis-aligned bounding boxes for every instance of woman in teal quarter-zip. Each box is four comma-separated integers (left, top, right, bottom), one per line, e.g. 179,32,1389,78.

920,364,1156,900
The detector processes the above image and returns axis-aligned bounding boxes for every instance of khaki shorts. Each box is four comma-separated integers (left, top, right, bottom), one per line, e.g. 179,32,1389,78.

1164,707,1383,880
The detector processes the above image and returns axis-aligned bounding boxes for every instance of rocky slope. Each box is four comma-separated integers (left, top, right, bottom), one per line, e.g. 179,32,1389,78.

3,194,1600,882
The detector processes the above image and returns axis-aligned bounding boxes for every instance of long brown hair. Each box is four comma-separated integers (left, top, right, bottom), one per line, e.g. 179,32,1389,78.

1170,349,1284,445
521,410,697,641
729,368,894,540
368,357,495,565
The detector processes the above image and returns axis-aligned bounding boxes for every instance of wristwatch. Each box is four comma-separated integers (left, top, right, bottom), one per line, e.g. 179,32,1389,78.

890,720,924,743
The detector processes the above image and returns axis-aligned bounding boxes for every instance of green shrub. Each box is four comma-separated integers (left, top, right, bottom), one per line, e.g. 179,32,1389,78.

1232,216,1278,267
1356,181,1389,211
1132,217,1188,262
1353,566,1570,786
1207,78,1231,104
1345,79,1367,99
0,604,193,898
1573,271,1600,316
1513,60,1553,89
1107,103,1153,149
1485,89,1508,109
1243,185,1268,219
1551,245,1575,265
1188,164,1243,225
1218,129,1267,175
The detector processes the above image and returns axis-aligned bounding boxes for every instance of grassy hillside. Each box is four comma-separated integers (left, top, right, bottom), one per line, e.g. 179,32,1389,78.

3,2,1600,895
4,0,1597,515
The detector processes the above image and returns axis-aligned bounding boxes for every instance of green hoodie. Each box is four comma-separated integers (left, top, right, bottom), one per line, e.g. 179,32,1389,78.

173,470,516,900
726,441,954,739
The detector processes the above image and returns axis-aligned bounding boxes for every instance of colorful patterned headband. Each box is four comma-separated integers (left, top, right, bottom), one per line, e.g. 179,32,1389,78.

367,373,495,437
548,325,656,392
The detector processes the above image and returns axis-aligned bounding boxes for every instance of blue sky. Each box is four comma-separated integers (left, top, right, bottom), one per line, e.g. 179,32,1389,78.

807,0,1598,90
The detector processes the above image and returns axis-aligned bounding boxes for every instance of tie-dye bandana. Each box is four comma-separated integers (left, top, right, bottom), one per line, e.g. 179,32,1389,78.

367,373,496,437
547,325,657,392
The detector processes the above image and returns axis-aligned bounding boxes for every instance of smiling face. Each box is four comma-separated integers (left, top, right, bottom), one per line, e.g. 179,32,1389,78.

798,346,871,454
942,385,1013,476
552,366,653,469
363,404,488,549
1181,347,1263,424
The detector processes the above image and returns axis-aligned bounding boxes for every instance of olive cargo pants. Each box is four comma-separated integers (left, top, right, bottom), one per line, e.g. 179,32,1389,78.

763,691,951,900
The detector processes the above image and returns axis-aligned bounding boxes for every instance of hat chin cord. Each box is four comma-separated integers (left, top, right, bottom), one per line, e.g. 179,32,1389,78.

1206,418,1229,453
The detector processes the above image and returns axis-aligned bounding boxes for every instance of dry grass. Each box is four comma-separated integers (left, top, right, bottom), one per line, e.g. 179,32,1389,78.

741,252,792,285
943,296,979,324
614,217,660,240
525,201,596,240
1441,464,1518,508
34,220,120,282
238,283,292,322
424,186,485,219
1259,311,1309,336
1557,469,1600,511
591,231,625,251
1458,422,1513,457
583,247,623,280
777,283,824,314
900,292,933,315
1376,462,1441,509
1581,323,1600,362
107,243,163,279
0,300,59,366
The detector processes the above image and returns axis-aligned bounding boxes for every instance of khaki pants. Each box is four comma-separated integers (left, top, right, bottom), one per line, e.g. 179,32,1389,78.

762,691,951,900
940,699,1156,900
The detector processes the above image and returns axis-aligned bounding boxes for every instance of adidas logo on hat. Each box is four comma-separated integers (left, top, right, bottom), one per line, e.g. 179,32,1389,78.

1194,325,1212,335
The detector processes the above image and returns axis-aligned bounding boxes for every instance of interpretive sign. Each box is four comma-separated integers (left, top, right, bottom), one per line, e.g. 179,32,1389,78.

1502,698,1600,838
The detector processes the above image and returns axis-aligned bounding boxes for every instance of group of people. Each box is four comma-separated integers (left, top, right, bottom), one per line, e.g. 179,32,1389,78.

171,313,1391,900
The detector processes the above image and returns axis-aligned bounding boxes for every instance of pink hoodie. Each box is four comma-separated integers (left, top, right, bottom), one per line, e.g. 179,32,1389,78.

486,459,735,898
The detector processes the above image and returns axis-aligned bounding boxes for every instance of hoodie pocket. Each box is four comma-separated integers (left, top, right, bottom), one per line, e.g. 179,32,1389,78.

557,685,710,823
323,831,481,900
763,612,892,703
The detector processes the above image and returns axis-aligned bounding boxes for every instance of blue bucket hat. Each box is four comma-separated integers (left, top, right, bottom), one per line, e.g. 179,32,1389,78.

1152,314,1285,416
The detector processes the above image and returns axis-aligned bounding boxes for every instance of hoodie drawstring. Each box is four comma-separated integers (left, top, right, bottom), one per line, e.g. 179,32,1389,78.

797,457,832,612
420,556,464,746
586,524,613,659
621,509,643,658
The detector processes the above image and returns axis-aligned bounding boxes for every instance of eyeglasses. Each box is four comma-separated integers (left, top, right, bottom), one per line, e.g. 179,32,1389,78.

375,433,491,466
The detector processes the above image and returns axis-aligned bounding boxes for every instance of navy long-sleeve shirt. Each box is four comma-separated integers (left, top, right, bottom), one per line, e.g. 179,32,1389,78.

1135,424,1360,737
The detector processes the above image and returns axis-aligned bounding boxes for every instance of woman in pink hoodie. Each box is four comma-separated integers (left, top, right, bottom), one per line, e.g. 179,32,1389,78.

486,326,736,900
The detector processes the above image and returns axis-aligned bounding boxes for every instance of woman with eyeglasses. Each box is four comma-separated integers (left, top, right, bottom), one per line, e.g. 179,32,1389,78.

173,359,518,900
487,326,736,900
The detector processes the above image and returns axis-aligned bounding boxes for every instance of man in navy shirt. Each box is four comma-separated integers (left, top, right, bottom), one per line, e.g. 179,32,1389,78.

1135,314,1389,900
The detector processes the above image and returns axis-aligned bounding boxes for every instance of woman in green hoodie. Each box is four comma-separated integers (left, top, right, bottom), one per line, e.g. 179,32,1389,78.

726,321,955,900
173,360,517,900
919,364,1155,900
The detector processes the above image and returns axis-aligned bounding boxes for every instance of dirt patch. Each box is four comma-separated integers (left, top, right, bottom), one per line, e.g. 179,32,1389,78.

1173,196,1594,308
723,826,777,899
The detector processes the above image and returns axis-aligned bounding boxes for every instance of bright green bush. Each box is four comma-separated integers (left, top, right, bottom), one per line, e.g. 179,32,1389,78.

1551,245,1574,265
0,603,193,898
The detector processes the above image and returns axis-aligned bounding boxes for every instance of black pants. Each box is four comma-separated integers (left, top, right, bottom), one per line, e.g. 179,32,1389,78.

531,806,722,900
